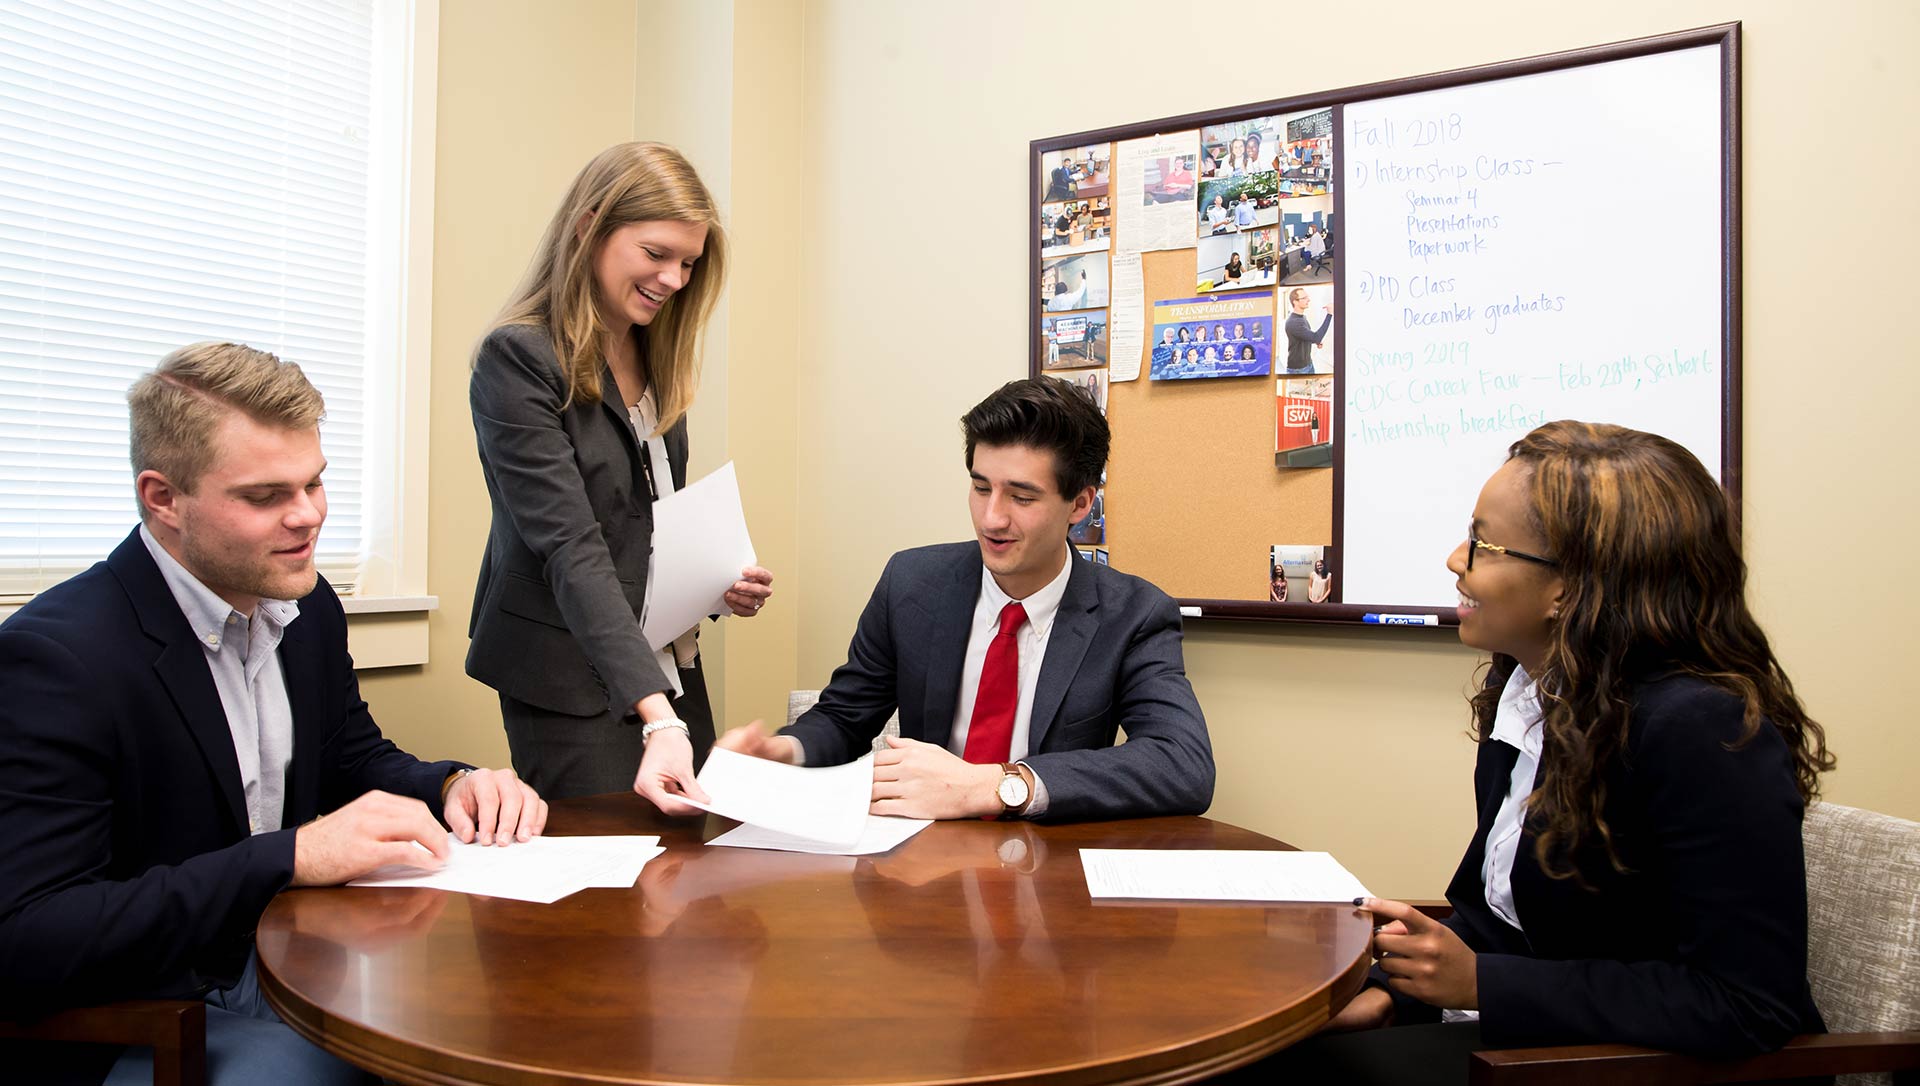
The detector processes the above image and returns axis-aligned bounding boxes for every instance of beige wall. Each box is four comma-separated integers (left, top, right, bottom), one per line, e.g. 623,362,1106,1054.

372,0,1918,898
716,2,806,734
626,0,807,733
356,0,642,772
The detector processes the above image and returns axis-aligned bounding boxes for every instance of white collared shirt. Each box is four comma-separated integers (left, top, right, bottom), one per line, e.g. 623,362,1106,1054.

139,525,298,835
947,548,1076,816
1482,665,1545,933
628,392,691,698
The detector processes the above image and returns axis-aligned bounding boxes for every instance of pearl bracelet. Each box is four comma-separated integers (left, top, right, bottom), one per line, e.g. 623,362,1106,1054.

640,719,691,744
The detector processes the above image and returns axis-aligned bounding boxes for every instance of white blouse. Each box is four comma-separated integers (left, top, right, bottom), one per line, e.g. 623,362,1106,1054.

1482,665,1545,932
628,392,692,697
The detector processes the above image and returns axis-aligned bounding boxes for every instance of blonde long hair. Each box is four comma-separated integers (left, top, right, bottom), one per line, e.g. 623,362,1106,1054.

489,142,726,434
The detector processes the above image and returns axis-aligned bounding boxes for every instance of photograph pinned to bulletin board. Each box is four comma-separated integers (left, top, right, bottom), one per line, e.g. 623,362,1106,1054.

1039,143,1112,204
1278,108,1333,195
1197,228,1279,293
1041,312,1108,370
1276,375,1335,469
1269,544,1336,604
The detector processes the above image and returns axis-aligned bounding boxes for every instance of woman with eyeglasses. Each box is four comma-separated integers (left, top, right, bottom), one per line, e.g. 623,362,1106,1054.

1253,421,1833,1084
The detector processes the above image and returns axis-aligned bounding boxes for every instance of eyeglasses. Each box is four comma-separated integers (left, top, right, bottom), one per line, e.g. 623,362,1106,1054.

1465,522,1557,571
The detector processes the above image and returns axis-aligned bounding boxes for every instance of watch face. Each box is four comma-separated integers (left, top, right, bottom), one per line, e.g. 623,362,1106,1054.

998,773,1029,806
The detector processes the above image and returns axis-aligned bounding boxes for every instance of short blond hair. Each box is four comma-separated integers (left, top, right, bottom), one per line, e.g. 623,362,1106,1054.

127,342,325,514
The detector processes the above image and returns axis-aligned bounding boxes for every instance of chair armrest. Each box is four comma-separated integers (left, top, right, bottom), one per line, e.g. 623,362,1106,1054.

0,1000,206,1086
1468,1031,1920,1086
1407,899,1454,921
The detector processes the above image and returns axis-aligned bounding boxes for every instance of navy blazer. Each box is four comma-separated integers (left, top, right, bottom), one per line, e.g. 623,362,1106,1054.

1377,673,1824,1057
0,530,461,1017
782,542,1214,821
467,323,692,719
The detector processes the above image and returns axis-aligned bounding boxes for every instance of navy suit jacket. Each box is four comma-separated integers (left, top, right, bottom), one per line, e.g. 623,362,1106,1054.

1376,672,1824,1057
782,542,1214,821
0,530,462,1016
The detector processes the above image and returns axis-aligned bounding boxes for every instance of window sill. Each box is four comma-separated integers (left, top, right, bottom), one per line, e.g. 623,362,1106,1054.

2,596,439,673
344,596,438,670
340,594,438,615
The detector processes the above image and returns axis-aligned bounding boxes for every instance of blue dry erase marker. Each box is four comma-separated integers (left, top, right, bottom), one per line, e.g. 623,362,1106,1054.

1363,613,1438,626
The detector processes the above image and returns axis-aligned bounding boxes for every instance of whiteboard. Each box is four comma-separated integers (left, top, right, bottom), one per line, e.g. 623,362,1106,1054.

1339,44,1727,609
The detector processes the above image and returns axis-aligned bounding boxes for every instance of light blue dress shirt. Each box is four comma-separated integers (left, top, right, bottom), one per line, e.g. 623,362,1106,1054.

139,525,299,834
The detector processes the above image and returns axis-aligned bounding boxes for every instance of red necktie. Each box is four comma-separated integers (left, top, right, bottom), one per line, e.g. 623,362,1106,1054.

961,602,1028,764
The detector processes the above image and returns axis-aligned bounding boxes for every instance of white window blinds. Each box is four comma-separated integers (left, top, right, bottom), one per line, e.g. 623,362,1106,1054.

0,0,384,596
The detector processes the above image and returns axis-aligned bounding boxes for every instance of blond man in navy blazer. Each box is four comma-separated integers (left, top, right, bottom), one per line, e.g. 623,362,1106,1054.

0,344,544,1085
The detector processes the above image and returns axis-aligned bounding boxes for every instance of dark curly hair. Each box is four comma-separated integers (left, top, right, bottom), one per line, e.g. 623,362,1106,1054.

1472,421,1834,880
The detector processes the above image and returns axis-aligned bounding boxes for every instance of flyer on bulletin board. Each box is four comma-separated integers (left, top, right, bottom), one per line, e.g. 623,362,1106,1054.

1148,293,1275,381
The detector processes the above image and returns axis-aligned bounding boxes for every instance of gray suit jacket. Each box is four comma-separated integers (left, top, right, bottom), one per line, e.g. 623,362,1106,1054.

783,542,1214,821
466,323,688,718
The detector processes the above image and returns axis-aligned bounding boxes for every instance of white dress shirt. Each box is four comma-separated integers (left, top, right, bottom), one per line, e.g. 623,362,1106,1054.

946,549,1075,816
1438,664,1544,1024
628,392,693,698
139,525,298,834
1482,665,1545,932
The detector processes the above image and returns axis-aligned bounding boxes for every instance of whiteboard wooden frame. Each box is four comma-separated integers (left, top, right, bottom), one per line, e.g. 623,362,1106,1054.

1028,23,1741,628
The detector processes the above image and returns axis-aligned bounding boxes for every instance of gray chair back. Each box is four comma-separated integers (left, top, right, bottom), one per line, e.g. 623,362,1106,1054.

1802,801,1920,1086
786,690,899,754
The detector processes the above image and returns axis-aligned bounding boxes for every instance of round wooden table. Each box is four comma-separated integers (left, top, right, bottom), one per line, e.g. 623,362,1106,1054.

257,794,1371,1085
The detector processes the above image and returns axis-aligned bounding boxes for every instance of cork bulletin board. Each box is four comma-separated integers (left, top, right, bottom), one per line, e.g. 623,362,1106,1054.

1030,24,1741,627
1105,246,1332,603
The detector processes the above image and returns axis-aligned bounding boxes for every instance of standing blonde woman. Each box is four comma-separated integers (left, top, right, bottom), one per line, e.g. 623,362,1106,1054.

468,143,773,805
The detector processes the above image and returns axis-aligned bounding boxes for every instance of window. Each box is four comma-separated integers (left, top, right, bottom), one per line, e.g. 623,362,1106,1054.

0,0,434,606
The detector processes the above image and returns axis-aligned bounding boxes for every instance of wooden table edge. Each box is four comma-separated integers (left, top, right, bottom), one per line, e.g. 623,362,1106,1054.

261,904,1373,1086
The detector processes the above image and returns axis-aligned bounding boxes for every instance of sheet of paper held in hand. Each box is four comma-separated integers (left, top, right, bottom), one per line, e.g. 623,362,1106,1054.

680,747,930,855
349,835,665,904
1079,849,1373,903
641,460,757,650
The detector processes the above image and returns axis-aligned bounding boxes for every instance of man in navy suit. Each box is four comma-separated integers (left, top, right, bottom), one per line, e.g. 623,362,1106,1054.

705,378,1213,822
0,343,546,1084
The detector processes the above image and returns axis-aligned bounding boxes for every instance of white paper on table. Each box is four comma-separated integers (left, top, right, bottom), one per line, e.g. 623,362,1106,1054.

1115,130,1201,254
641,461,757,650
678,747,873,849
348,835,665,904
1079,849,1372,903
1107,251,1144,382
708,814,931,856
554,835,668,888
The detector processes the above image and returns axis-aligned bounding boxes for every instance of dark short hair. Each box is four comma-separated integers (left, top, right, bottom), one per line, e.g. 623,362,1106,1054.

961,378,1108,498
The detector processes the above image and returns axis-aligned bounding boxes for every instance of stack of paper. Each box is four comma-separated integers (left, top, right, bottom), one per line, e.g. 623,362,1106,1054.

1079,849,1372,903
642,462,757,649
348,835,665,904
683,747,932,856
